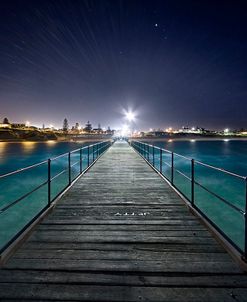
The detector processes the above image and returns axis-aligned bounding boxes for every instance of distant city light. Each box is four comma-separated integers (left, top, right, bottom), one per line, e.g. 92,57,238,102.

49,124,54,129
121,124,130,136
25,121,30,127
224,128,229,133
191,127,195,131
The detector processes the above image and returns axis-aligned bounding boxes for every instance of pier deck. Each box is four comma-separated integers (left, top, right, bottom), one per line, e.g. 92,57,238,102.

1,141,247,301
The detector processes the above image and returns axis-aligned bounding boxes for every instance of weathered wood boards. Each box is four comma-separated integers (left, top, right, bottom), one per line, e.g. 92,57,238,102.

0,140,246,301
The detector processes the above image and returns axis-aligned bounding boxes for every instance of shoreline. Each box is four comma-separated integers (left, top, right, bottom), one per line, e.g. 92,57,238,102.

0,137,113,143
132,136,247,142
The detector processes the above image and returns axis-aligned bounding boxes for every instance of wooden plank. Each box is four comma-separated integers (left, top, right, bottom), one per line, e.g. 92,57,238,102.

20,242,224,253
4,258,240,273
0,283,247,301
1,270,247,287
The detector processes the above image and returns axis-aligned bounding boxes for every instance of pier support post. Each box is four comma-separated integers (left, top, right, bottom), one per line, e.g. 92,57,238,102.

244,177,247,261
160,149,162,173
171,152,174,185
68,152,71,185
80,148,82,174
153,146,155,166
48,159,51,206
191,159,195,206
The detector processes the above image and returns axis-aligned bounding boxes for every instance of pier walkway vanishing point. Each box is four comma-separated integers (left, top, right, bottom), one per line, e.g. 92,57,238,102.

1,140,247,301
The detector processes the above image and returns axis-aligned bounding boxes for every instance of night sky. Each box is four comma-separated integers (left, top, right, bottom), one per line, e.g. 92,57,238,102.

0,0,247,130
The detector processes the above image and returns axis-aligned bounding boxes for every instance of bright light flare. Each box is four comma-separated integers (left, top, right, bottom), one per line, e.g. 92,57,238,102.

122,107,137,122
125,110,135,121
121,124,130,136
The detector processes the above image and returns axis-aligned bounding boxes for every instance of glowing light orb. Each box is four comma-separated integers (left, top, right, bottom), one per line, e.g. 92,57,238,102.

125,111,135,122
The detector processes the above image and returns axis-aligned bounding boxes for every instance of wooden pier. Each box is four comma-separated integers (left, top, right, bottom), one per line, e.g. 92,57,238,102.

0,140,247,301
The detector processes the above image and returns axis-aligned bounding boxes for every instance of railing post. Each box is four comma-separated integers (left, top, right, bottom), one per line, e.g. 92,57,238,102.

48,158,51,206
153,145,155,166
80,148,82,174
171,152,174,185
244,177,247,261
191,159,195,206
68,152,71,185
147,145,150,162
87,145,90,167
97,143,99,157
160,149,162,173
92,145,95,161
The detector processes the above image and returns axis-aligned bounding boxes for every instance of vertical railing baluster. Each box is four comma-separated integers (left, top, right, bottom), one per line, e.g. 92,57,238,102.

87,145,90,166
153,145,155,166
171,152,174,185
80,148,82,174
160,149,162,173
244,177,247,261
48,158,51,206
191,159,195,206
68,152,71,185
148,145,150,162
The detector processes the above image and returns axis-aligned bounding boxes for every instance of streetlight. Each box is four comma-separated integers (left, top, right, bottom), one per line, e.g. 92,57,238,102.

125,110,135,122
224,128,229,135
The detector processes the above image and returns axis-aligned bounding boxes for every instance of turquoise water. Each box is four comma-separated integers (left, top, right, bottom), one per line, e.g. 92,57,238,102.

136,139,247,253
1,139,247,254
0,140,100,251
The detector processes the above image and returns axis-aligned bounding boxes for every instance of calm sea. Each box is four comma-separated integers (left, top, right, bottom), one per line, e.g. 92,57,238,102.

0,141,98,175
0,139,247,253
0,140,98,251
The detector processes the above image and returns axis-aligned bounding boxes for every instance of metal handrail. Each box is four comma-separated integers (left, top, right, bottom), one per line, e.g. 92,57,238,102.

174,168,191,181
194,180,244,214
0,140,112,255
195,160,246,180
130,139,247,258
50,168,68,182
0,180,48,213
132,139,245,180
0,160,47,179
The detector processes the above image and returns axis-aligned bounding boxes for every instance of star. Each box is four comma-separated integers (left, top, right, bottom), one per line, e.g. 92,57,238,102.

154,23,158,27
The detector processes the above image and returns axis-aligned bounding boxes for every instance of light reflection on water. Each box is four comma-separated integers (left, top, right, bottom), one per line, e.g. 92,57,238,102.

20,141,37,153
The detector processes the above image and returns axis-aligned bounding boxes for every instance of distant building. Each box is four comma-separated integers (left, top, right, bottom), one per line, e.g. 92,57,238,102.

11,123,25,129
178,126,205,134
84,121,92,132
